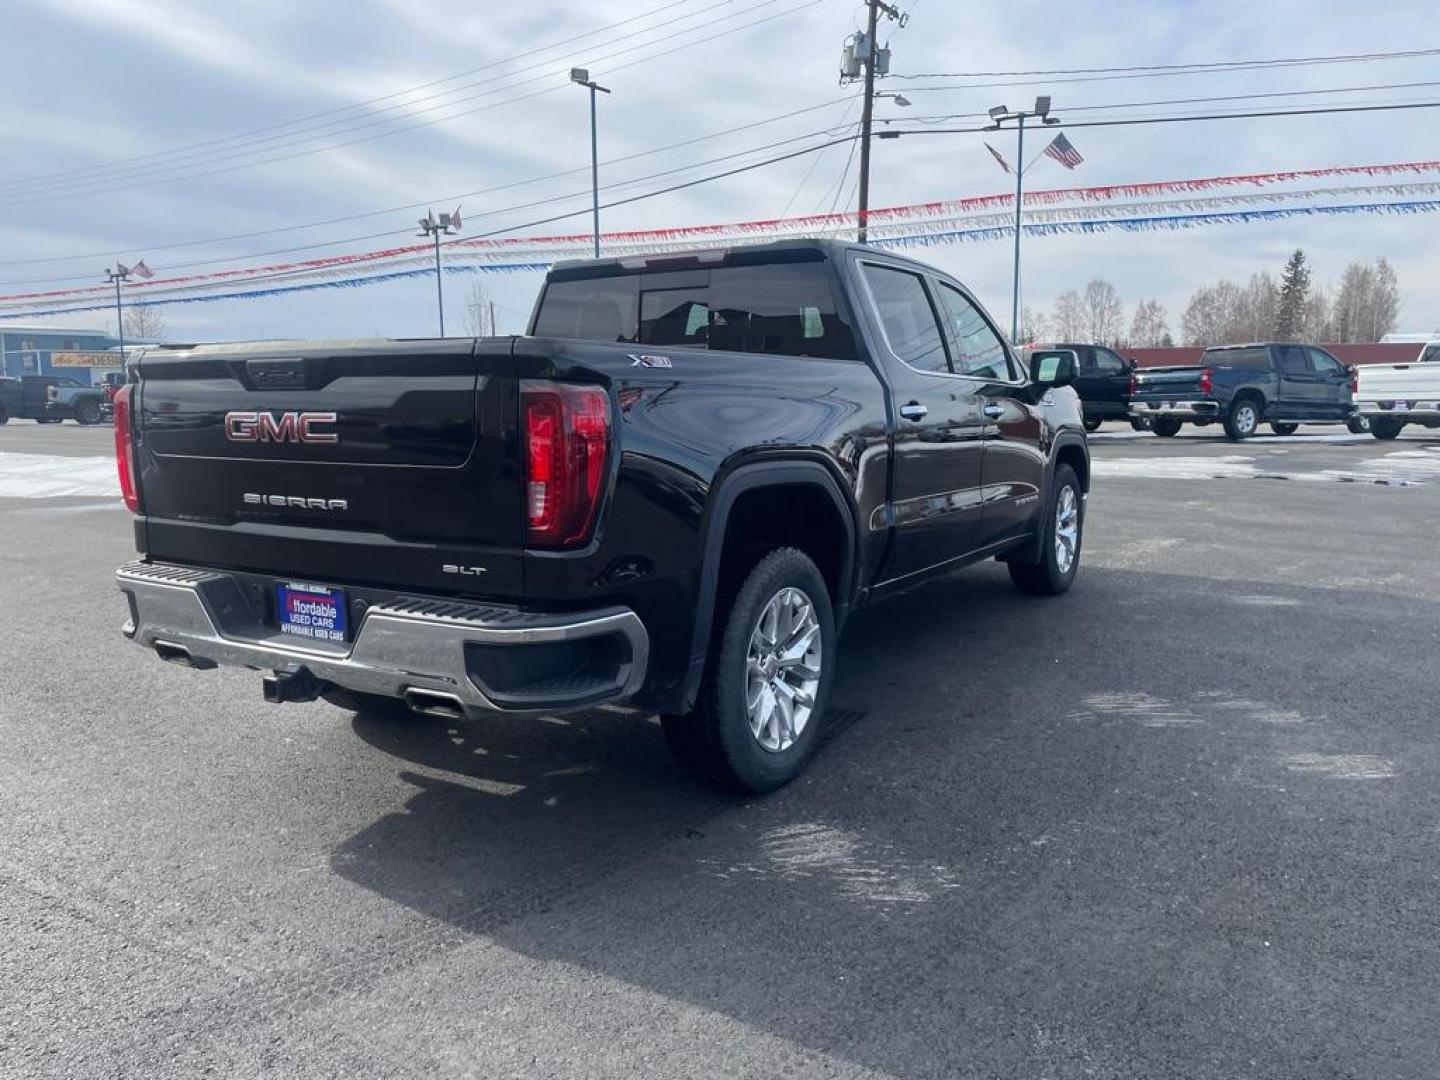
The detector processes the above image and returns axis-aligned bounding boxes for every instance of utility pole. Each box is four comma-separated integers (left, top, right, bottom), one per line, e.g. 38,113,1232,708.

104,264,131,363
489,299,497,336
986,97,1060,342
570,69,611,258
417,208,462,336
842,0,905,244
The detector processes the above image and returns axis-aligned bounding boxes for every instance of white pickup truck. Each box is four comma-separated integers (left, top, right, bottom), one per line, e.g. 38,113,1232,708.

1354,338,1440,439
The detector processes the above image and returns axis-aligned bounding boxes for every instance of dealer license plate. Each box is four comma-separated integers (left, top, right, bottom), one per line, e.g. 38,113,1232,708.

276,582,349,643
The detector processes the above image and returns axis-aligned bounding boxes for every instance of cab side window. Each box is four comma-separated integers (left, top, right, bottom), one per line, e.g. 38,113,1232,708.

1277,346,1311,375
936,283,1014,380
1093,348,1128,376
1307,348,1342,376
861,264,950,373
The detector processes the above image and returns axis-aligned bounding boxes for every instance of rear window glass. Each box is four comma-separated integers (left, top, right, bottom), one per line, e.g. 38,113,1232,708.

1202,347,1270,370
532,277,638,344
533,262,856,361
1422,345,1440,363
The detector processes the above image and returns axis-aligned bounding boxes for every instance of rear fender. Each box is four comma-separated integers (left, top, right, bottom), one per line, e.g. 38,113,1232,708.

669,458,858,714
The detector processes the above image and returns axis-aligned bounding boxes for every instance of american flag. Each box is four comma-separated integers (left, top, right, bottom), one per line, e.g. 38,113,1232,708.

131,259,155,279
984,142,1012,174
1043,133,1083,169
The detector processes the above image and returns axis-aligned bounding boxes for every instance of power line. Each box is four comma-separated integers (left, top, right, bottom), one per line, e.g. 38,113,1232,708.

892,45,1440,80
0,0,707,192
882,79,1440,125
0,95,857,273
1,125,860,289
0,0,821,205
876,99,1440,137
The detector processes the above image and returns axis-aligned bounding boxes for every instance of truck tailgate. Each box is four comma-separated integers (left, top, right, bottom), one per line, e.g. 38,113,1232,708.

1355,363,1440,403
1131,365,1207,398
134,338,524,595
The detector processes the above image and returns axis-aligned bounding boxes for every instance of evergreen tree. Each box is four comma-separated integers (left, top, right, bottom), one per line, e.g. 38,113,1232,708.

1274,249,1310,340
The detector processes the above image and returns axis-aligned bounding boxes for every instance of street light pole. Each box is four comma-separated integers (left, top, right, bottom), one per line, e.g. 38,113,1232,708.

104,264,131,364
987,97,1060,342
570,69,611,258
417,209,462,336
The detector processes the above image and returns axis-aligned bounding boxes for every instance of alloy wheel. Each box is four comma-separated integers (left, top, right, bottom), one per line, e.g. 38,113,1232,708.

745,586,822,753
1054,485,1080,575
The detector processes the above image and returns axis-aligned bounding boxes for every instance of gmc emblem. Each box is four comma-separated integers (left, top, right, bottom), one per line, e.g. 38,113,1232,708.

225,410,338,444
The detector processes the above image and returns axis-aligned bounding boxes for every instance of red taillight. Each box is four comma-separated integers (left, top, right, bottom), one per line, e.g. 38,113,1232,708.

113,385,140,513
1199,367,1214,395
1349,367,1360,394
523,381,611,548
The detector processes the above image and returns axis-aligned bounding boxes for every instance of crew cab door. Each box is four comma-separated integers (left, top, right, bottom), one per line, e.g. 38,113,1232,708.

1275,344,1322,417
932,282,1046,548
1087,346,1131,418
1306,347,1353,418
856,258,986,581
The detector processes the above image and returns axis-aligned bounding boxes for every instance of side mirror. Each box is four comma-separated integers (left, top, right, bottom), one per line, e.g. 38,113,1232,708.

1028,349,1077,389
1128,358,1139,371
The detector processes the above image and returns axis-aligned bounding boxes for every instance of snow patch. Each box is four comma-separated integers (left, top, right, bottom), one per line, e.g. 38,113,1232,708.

0,453,119,499
1281,753,1395,780
1068,691,1202,727
705,821,961,909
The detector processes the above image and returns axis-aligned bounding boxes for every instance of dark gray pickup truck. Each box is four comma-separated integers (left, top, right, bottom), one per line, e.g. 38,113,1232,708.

1129,342,1362,439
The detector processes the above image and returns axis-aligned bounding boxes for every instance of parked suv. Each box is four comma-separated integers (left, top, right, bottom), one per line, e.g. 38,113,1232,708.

1129,342,1361,439
113,239,1090,793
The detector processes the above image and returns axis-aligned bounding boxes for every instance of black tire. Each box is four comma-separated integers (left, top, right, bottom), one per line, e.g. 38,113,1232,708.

1129,416,1150,431
1082,417,1102,433
0,404,8,425
1269,422,1300,436
1223,397,1261,441
1346,415,1370,434
1151,416,1182,438
1008,464,1083,597
661,547,836,794
321,687,420,720
74,398,103,425
1370,417,1404,440
37,417,60,424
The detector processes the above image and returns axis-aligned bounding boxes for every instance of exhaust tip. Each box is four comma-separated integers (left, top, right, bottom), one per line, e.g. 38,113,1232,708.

403,688,467,720
155,641,216,670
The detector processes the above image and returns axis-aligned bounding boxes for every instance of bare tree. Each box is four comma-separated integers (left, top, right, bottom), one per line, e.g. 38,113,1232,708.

462,278,493,337
1051,290,1084,340
1371,257,1401,341
123,304,167,342
1127,299,1170,347
1302,287,1333,342
1081,279,1123,344
1181,280,1244,345
1018,304,1049,343
1234,273,1278,342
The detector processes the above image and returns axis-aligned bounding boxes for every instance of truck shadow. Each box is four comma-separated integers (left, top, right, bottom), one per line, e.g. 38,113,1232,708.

327,563,1433,1076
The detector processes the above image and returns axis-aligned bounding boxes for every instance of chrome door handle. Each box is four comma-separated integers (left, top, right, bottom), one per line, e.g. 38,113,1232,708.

982,403,1005,419
899,402,928,421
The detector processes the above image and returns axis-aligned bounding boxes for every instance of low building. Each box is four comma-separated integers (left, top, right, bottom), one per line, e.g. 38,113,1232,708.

0,325,123,385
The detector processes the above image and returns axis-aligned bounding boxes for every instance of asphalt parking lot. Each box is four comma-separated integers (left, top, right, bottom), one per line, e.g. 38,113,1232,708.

3,421,1439,1079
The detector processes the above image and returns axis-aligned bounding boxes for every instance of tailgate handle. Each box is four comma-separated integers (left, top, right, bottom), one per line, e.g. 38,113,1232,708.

244,357,319,389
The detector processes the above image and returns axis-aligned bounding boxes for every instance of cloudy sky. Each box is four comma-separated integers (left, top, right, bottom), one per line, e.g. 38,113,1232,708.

2,0,1437,342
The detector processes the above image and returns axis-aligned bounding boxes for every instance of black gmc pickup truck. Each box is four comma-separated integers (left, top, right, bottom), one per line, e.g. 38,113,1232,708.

114,239,1090,792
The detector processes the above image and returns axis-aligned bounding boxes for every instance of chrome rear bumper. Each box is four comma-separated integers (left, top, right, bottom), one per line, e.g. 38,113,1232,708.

1129,400,1220,419
116,560,649,715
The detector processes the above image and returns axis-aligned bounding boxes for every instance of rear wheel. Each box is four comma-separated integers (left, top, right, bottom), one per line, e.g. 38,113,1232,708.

1347,415,1371,434
1008,464,1083,597
661,547,835,794
0,403,8,425
1151,416,1182,438
1082,417,1102,433
74,398,103,425
1270,422,1299,436
1129,416,1150,432
1370,416,1404,440
1224,398,1261,441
